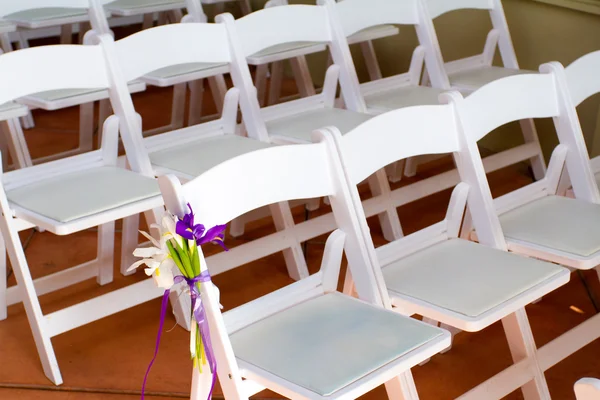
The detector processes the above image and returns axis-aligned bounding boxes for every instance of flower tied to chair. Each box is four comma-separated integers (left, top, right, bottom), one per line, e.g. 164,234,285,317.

128,204,228,400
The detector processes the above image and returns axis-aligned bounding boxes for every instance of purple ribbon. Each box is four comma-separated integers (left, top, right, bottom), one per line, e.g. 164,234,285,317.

141,270,216,400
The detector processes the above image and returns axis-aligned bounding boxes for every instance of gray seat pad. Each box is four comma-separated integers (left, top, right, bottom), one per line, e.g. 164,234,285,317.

231,292,444,397
500,195,600,257
266,108,373,142
383,239,566,318
150,135,272,178
8,166,160,223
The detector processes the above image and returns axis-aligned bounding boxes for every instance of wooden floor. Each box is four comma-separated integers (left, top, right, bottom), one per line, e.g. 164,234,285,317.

0,79,600,400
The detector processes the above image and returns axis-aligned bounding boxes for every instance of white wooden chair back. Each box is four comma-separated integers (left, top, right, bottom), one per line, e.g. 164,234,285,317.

449,69,600,212
424,0,519,72
157,139,385,397
0,44,109,108
575,378,600,400
96,24,234,175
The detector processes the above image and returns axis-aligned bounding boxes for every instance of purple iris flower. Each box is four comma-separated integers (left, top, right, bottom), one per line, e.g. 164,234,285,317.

176,204,228,250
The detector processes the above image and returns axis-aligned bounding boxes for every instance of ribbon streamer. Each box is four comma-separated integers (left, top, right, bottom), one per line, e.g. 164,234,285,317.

141,271,216,400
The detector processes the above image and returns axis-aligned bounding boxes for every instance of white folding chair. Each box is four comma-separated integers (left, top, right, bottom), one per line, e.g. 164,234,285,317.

421,0,546,181
157,138,450,399
218,4,404,243
323,94,569,399
447,67,600,398
105,0,230,131
575,378,600,400
0,43,189,385
1,0,146,164
96,24,309,292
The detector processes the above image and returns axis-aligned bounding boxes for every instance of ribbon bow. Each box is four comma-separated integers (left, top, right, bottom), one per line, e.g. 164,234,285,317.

142,271,216,400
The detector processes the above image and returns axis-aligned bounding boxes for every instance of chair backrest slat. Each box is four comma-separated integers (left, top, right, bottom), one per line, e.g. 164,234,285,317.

113,23,231,82
458,73,559,143
426,0,494,19
339,104,460,184
0,45,109,105
170,143,335,228
332,0,420,37
232,5,332,57
564,51,600,107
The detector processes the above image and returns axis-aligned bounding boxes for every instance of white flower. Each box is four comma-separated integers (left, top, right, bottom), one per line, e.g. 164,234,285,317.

127,224,175,289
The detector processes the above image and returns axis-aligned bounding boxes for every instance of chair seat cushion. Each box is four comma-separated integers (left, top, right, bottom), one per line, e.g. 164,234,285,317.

347,25,399,45
247,42,326,64
106,0,185,12
230,292,445,397
383,239,566,318
150,135,272,178
500,195,600,257
144,63,226,80
21,81,145,110
7,166,160,223
266,108,373,143
364,86,445,113
4,7,88,23
449,66,536,91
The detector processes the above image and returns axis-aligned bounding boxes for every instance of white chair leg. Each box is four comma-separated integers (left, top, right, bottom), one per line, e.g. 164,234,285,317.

384,370,420,400
289,56,316,98
305,198,320,211
267,61,284,106
187,79,205,126
519,118,546,181
5,118,32,168
359,40,383,81
502,308,551,400
255,64,269,107
207,74,228,115
367,170,404,242
404,157,419,177
228,217,246,238
96,222,115,286
120,214,140,276
269,202,309,281
1,219,62,384
171,83,187,130
0,228,6,321
386,160,406,183
79,102,95,153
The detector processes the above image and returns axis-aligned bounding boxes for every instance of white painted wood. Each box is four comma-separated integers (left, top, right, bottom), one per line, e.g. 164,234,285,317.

575,378,600,400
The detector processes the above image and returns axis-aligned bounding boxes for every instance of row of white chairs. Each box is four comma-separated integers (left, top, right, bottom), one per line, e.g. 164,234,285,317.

1,0,599,395
160,49,600,399
0,0,547,288
0,0,393,169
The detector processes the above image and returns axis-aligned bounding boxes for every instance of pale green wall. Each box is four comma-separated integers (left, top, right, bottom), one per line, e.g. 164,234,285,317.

214,0,600,160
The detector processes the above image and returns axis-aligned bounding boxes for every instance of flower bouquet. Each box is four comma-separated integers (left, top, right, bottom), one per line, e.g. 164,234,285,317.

129,204,227,399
